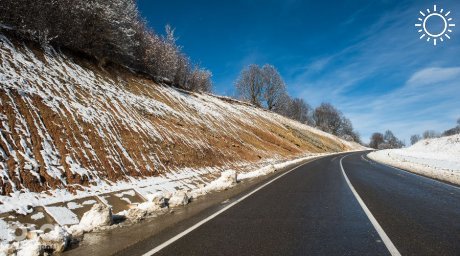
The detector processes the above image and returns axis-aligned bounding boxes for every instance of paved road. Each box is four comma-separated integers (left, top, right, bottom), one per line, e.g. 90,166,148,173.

118,152,460,256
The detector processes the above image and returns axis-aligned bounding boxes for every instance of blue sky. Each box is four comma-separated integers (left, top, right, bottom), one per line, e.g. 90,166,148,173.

138,0,460,143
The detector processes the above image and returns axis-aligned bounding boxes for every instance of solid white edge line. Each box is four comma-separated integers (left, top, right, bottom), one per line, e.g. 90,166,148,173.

143,157,316,255
340,155,401,256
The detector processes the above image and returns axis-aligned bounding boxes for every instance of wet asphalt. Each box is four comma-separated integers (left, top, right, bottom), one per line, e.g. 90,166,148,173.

114,152,460,256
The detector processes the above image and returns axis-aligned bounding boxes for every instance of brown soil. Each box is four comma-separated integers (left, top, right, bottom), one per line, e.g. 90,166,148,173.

0,35,358,196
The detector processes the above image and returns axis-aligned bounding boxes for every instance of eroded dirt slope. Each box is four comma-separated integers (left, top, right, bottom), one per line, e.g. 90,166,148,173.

0,35,362,195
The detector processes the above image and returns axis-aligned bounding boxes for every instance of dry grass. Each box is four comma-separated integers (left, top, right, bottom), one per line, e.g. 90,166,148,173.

0,36,359,195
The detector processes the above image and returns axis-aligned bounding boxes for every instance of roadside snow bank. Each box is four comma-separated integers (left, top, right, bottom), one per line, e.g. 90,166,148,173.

191,170,238,198
238,165,276,180
207,170,238,191
0,166,224,215
368,134,460,185
168,191,189,207
3,226,70,256
0,219,14,244
67,204,112,236
36,226,71,253
238,154,321,180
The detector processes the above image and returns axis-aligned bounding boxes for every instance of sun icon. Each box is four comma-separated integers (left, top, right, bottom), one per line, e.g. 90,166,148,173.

415,4,455,46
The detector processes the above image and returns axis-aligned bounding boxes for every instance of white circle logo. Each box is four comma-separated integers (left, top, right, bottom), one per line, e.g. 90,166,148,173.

415,5,455,46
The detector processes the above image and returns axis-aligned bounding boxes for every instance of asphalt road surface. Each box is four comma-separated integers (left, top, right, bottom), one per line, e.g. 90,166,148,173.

117,152,460,256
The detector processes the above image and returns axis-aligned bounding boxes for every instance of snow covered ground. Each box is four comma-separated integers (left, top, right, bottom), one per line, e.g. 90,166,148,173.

368,134,460,185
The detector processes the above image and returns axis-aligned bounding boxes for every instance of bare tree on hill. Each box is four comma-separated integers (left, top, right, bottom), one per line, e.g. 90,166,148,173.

234,65,361,143
0,0,213,92
313,103,343,135
235,64,265,107
410,134,422,145
369,130,404,149
262,64,286,111
422,130,439,139
288,98,312,124
442,118,460,136
369,132,384,149
272,93,292,117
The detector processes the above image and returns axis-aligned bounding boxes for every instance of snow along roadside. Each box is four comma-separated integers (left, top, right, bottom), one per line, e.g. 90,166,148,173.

367,135,460,185
368,151,460,185
0,152,347,255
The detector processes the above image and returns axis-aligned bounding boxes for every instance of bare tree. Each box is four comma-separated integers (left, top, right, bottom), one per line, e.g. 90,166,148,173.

442,128,460,136
173,53,191,88
350,131,362,144
338,117,361,143
187,68,213,92
339,117,352,137
369,133,384,149
410,134,422,145
0,0,213,92
288,98,311,124
441,118,460,137
313,103,343,135
271,95,316,126
272,93,292,117
369,130,404,149
261,64,286,110
382,130,404,148
383,130,396,147
235,64,264,107
422,130,439,139
233,64,362,142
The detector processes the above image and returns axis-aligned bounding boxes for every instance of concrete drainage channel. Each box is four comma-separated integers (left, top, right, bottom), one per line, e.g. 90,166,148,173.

0,189,147,239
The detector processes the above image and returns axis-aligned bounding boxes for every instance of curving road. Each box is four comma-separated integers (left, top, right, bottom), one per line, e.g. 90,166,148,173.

116,152,460,256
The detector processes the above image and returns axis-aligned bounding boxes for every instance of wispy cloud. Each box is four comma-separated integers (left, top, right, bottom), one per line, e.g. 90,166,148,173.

346,66,460,143
287,1,460,143
406,67,460,87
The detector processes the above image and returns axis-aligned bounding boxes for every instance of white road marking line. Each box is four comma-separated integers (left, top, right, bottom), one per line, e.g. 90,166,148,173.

143,158,314,255
363,154,460,191
340,155,401,256
360,155,371,163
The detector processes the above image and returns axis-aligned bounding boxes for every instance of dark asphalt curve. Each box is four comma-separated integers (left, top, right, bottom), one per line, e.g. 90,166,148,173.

120,152,460,256
132,153,391,256
343,153,460,256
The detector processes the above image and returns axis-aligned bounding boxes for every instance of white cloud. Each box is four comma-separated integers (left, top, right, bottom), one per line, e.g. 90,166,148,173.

345,66,460,143
406,67,460,88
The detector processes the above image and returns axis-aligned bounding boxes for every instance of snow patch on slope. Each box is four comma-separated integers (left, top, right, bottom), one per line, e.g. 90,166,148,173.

0,34,363,203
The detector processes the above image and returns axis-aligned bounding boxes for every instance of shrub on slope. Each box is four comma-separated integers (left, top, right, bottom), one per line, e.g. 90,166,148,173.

0,0,211,92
